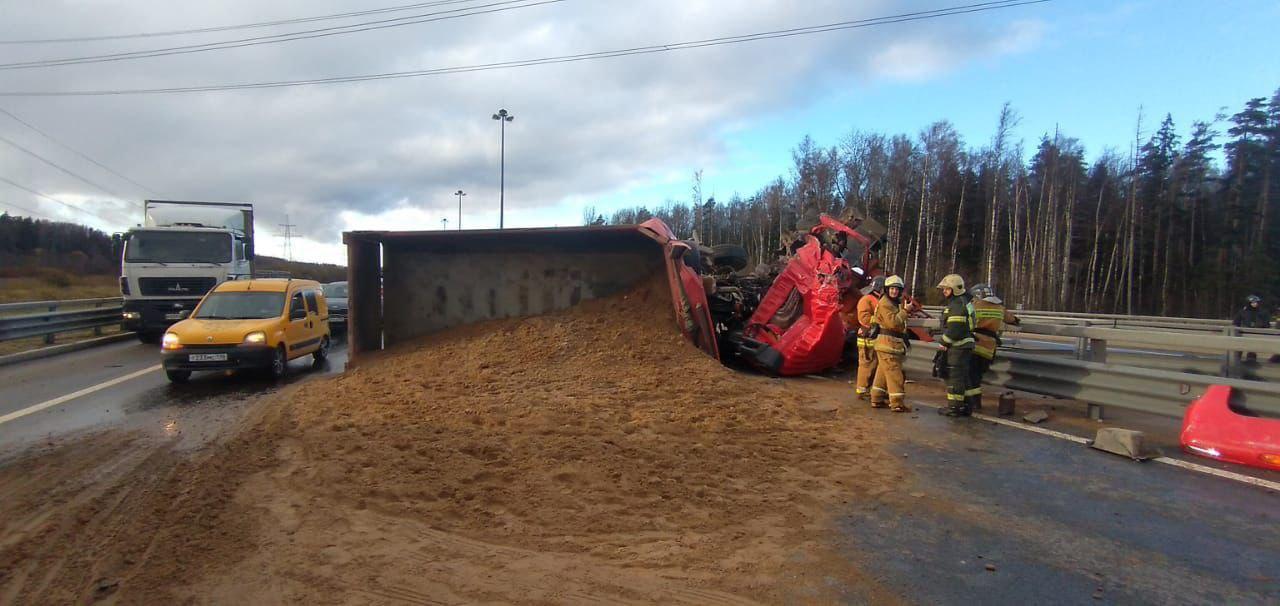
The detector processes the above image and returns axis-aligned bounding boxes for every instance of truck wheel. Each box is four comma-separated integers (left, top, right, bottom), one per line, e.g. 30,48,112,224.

165,369,191,383
270,346,288,379
711,244,749,272
313,336,330,363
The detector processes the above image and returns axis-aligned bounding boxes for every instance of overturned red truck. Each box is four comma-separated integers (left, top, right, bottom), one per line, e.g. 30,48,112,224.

342,214,905,377
640,213,898,375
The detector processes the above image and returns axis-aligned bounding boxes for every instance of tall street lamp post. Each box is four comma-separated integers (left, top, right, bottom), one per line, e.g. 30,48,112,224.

491,108,514,229
454,189,466,230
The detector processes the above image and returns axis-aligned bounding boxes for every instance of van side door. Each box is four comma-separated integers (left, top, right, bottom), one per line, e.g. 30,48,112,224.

285,289,312,356
303,288,326,340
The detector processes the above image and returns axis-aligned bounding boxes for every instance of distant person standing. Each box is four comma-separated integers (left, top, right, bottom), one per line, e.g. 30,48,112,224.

1234,294,1270,362
937,274,976,417
853,276,885,400
869,275,918,412
967,283,1020,411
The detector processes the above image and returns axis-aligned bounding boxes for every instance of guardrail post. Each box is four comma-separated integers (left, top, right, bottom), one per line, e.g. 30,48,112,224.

1222,325,1241,378
93,301,104,336
44,303,57,344
1077,334,1108,420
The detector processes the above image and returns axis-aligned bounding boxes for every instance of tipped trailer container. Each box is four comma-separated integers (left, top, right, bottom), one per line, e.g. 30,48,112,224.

342,215,895,375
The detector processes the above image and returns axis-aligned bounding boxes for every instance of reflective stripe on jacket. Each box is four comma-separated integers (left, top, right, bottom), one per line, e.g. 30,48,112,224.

873,297,909,355
973,299,1019,359
940,295,975,349
856,293,880,348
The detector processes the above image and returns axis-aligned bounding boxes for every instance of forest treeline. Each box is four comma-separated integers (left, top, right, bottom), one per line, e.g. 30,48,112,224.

590,88,1280,318
0,213,345,282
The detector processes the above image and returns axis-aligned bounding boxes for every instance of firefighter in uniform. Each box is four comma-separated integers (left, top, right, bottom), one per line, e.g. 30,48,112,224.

870,275,918,412
937,274,976,417
854,276,886,399
967,283,1020,411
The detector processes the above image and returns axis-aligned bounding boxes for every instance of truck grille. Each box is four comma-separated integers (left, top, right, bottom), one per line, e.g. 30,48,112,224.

138,277,217,297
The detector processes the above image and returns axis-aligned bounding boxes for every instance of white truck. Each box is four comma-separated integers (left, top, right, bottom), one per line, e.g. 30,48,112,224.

120,200,255,342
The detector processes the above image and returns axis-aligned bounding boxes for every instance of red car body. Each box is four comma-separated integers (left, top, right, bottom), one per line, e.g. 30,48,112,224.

1180,385,1280,472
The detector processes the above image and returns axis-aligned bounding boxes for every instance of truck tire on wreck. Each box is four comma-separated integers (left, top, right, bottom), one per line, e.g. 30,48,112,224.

710,244,749,272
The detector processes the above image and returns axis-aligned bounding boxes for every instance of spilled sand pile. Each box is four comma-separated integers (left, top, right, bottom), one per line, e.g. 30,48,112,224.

1,274,901,604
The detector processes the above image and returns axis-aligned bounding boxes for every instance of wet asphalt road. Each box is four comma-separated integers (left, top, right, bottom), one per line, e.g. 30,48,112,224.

0,339,1277,604
0,333,347,456
827,399,1279,605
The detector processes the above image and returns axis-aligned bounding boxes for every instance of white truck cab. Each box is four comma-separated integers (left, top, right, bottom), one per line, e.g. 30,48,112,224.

120,201,254,342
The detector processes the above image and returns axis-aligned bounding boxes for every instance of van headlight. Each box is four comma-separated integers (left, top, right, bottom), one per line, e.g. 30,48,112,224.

162,332,182,350
243,331,267,345
123,311,141,320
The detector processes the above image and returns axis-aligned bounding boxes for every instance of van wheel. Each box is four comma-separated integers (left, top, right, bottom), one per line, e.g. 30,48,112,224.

313,336,330,362
270,346,288,379
137,332,160,345
165,369,191,383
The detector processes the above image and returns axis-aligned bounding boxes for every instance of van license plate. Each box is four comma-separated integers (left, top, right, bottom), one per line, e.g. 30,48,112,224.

189,353,227,362
165,313,184,320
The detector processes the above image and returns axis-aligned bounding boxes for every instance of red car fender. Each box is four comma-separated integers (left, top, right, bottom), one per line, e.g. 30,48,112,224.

1180,385,1280,472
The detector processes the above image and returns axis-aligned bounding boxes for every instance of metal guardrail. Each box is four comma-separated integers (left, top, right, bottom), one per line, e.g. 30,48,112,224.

906,315,1280,419
0,298,123,344
902,342,1280,419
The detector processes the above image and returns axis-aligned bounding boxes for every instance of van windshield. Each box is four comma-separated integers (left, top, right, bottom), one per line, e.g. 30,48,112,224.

126,231,232,263
194,292,284,320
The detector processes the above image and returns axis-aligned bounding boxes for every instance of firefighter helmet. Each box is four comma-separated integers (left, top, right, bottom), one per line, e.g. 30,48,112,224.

870,276,886,294
970,283,993,299
936,274,966,295
1247,294,1262,304
884,275,905,289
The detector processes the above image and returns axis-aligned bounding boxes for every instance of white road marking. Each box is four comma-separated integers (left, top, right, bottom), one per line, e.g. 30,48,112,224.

908,399,1280,493
0,365,161,426
1151,456,1280,492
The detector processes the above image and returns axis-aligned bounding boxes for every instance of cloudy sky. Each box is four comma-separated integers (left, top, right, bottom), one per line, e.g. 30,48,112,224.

0,0,1276,264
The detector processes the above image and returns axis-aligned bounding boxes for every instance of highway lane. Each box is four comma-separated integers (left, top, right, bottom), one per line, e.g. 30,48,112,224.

0,335,1275,602
0,334,348,455
829,402,1279,605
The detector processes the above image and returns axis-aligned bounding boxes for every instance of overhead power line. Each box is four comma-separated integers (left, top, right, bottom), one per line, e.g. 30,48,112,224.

0,199,57,221
0,0,485,44
0,132,123,197
0,175,122,225
0,0,566,71
0,0,1049,97
0,106,157,194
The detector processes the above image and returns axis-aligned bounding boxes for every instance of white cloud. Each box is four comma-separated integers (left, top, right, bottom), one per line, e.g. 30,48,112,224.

868,18,1046,82
0,1,1045,263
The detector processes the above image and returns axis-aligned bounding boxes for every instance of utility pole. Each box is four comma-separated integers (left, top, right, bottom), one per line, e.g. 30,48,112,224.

278,215,297,262
455,189,466,230
491,108,514,229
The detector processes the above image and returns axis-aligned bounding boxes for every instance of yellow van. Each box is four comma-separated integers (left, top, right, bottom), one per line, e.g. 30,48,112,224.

160,278,331,382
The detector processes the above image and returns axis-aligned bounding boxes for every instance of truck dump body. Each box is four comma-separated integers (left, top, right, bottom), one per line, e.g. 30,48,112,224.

343,221,717,360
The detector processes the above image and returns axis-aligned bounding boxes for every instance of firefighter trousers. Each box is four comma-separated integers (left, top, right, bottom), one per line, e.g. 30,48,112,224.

855,343,878,397
871,351,906,408
967,354,992,410
945,347,973,414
